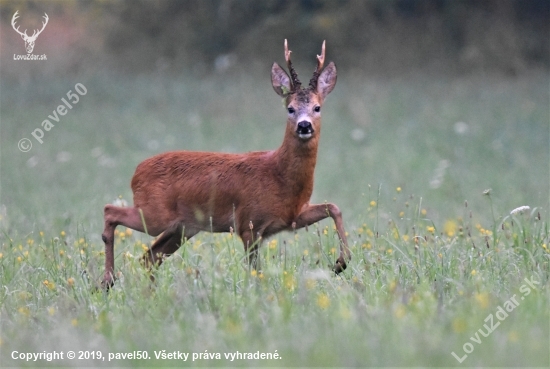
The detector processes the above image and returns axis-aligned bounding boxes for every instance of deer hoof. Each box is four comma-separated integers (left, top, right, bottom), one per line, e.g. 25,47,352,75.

332,258,347,274
100,276,115,290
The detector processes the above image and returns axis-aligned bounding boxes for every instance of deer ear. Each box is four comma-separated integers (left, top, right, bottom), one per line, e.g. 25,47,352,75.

271,62,292,97
317,62,337,100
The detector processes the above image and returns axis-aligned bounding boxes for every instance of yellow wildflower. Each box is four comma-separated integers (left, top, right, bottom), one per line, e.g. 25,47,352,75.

475,292,490,309
340,307,352,320
452,317,467,333
284,274,296,291
317,293,330,309
394,304,406,319
224,320,241,334
443,220,458,237
305,279,316,290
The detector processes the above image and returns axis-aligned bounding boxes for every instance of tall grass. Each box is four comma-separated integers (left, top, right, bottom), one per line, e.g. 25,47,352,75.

0,196,548,366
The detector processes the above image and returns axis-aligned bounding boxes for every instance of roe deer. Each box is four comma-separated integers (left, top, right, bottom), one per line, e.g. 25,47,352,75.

101,40,350,288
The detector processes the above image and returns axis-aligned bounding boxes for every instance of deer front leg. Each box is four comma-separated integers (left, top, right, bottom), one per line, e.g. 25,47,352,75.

102,205,149,288
293,203,350,273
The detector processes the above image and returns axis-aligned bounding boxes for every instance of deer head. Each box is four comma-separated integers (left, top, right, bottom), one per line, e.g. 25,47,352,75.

271,40,337,144
11,11,49,54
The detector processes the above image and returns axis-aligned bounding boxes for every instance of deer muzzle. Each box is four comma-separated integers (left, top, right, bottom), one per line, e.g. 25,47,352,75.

296,120,314,140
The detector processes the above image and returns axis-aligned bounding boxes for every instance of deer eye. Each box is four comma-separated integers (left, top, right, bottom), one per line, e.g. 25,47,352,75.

287,107,295,114
314,106,321,113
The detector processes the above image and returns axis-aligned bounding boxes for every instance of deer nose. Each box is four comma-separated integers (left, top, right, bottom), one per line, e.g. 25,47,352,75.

296,121,313,135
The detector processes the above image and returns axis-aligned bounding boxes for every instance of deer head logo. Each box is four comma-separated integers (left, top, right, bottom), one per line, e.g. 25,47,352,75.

11,11,49,54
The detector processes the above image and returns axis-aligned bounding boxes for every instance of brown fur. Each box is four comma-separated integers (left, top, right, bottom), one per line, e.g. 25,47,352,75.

101,41,350,288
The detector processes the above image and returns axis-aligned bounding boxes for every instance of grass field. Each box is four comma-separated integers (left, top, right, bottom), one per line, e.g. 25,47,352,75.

1,69,549,367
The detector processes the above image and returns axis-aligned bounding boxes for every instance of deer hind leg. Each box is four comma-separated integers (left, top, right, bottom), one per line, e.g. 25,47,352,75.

141,222,198,273
102,204,153,288
293,203,350,274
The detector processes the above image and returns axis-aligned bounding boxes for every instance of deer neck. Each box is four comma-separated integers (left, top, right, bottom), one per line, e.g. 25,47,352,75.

273,125,319,196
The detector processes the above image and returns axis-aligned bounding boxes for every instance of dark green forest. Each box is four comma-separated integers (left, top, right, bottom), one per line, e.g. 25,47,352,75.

2,0,548,79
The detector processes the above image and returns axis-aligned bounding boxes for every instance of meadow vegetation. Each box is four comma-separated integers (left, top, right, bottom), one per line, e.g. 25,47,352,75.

0,68,548,366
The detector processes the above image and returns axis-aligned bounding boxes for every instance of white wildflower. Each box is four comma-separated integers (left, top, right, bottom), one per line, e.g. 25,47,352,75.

113,198,128,207
510,206,530,215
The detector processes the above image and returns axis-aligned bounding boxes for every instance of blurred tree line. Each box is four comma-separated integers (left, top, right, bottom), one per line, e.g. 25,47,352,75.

2,0,548,76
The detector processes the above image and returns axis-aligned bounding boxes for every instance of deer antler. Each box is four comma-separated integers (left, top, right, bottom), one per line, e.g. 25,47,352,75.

11,11,48,40
285,39,301,91
30,13,49,40
11,11,27,37
309,40,326,91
